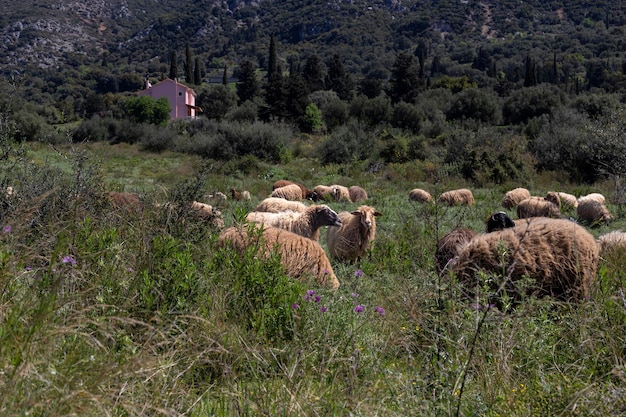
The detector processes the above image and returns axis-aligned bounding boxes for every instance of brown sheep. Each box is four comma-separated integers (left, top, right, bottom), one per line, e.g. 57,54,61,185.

270,184,304,201
327,205,381,262
435,227,478,273
556,192,578,209
190,201,225,229
253,197,308,213
438,188,475,206
231,188,251,201
516,196,561,219
577,198,612,225
246,204,342,241
348,185,368,202
451,217,599,303
217,224,340,289
598,230,626,258
501,187,531,210
408,188,433,203
313,185,335,201
272,180,317,201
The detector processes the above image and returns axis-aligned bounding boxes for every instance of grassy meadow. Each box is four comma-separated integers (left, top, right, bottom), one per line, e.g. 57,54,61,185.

1,141,625,416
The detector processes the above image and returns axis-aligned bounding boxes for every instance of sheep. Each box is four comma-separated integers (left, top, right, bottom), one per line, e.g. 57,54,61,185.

331,185,351,202
435,227,478,273
190,201,224,228
516,196,561,219
107,192,143,212
544,191,562,209
577,198,612,225
486,211,516,233
578,193,605,205
438,188,475,206
598,230,626,258
450,217,599,304
501,187,531,210
408,188,433,203
253,197,308,213
217,224,340,289
348,185,368,202
231,188,251,201
270,184,304,201
313,185,335,201
272,180,317,201
327,205,381,262
547,191,578,209
246,204,341,241
208,191,227,201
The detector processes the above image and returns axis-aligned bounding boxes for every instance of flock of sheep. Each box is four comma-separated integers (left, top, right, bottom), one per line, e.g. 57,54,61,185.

104,182,624,308
218,180,380,289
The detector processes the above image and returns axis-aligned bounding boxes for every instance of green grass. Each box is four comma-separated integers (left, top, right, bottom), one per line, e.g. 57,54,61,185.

1,142,625,416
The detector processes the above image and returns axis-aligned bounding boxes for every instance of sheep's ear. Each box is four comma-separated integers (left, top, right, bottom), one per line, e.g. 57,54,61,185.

374,211,382,216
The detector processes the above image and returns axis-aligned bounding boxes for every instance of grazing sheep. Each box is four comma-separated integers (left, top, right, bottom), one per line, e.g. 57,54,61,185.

486,211,516,233
451,217,599,303
246,204,342,241
331,185,351,202
313,185,335,201
190,201,224,228
253,197,308,213
516,196,561,219
107,192,142,212
348,185,368,202
549,192,578,209
408,188,433,203
435,227,478,273
577,198,612,225
231,188,251,201
217,224,340,289
327,205,381,262
501,187,531,210
438,188,475,206
270,184,304,201
598,230,626,257
578,193,605,205
272,180,317,201
544,191,562,209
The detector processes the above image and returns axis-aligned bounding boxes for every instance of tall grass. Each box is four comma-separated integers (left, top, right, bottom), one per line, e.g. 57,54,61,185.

0,142,625,416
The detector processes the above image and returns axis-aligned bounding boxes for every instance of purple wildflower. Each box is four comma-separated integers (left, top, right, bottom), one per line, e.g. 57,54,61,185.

354,305,365,314
320,306,327,313
374,306,386,316
292,303,299,310
3,225,11,233
314,296,321,303
25,266,32,271
354,269,364,278
61,255,77,266
351,292,359,298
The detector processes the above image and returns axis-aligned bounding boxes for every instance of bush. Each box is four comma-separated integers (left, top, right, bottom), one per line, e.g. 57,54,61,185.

321,98,349,132
391,101,424,133
503,84,568,125
446,88,502,125
317,121,376,164
196,84,238,121
72,116,111,142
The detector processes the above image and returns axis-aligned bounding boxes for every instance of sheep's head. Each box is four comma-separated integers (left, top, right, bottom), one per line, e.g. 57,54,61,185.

486,211,515,233
316,205,342,227
352,206,381,229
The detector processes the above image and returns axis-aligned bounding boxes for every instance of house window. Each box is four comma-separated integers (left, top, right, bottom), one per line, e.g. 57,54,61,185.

178,92,183,96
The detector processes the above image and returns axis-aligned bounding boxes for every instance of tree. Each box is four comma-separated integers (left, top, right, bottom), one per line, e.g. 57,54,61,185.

169,51,178,80
524,55,537,87
268,33,278,79
197,84,237,120
236,60,259,104
388,52,420,104
302,54,325,93
222,65,228,85
285,71,310,123
124,96,170,126
264,63,287,121
300,103,323,133
184,43,194,83
193,57,202,85
326,55,354,101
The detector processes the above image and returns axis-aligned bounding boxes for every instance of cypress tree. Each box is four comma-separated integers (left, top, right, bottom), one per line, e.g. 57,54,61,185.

169,50,178,80
185,43,194,83
268,33,278,79
236,60,259,104
388,52,420,104
325,55,354,101
194,57,202,85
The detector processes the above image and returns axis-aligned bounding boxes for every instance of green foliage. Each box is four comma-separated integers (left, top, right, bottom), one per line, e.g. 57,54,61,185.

503,84,568,125
123,95,171,126
300,102,323,133
446,88,502,125
196,84,237,120
317,121,376,164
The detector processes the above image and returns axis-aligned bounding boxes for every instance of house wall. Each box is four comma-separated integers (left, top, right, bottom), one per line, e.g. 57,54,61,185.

138,78,197,120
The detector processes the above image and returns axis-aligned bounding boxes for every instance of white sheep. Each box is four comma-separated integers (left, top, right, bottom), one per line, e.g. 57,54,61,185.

327,205,381,262
191,201,224,228
451,217,599,303
272,180,317,200
331,185,351,202
578,193,605,205
348,185,368,202
270,184,304,201
516,196,561,219
408,188,433,203
501,187,531,210
217,224,340,289
253,197,308,213
231,188,251,201
554,192,578,209
246,204,342,241
577,198,612,225
598,230,626,257
438,188,475,206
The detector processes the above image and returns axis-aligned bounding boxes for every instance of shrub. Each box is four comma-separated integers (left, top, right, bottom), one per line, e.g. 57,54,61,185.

503,84,568,125
321,98,349,132
391,101,424,133
196,84,238,121
446,88,502,125
317,122,376,164
226,100,258,123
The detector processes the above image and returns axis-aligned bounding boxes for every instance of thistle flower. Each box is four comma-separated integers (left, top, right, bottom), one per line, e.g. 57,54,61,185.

374,306,385,316
61,255,77,266
354,269,364,278
292,303,299,310
354,305,365,313
3,225,11,233
320,306,327,313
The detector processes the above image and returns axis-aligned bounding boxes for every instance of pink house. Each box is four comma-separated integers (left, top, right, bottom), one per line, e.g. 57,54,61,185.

137,78,202,120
